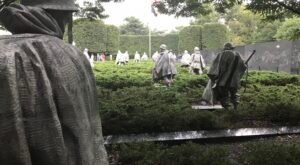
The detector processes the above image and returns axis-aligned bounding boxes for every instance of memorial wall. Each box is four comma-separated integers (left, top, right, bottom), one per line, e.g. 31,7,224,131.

201,40,300,74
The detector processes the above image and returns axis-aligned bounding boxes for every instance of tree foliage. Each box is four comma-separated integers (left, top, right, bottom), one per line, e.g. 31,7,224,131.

75,0,108,19
154,0,300,20
252,20,282,43
155,0,237,17
192,5,282,45
74,0,124,20
225,5,260,45
275,18,300,40
191,4,221,25
246,0,300,20
119,17,148,35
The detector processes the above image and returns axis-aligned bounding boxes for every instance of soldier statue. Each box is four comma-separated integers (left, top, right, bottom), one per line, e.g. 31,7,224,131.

153,44,177,87
0,0,108,164
207,43,247,110
190,47,206,75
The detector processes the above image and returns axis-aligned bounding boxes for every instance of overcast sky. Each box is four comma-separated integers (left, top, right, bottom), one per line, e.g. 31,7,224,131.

79,0,194,32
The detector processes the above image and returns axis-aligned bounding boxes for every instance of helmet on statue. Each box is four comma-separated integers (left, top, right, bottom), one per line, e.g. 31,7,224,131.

160,44,167,50
223,42,235,50
21,0,78,11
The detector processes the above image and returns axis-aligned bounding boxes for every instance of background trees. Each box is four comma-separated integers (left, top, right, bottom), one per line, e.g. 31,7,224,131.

69,0,300,53
154,0,300,19
75,0,108,20
154,0,300,40
74,0,124,19
275,18,300,40
119,17,148,35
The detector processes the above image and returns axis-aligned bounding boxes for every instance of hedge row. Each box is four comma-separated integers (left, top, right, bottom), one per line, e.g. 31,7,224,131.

71,19,228,54
178,24,229,52
118,24,229,55
108,137,300,165
119,34,179,55
70,18,119,53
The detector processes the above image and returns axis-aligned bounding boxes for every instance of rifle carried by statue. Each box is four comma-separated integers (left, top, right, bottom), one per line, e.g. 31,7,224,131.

244,50,256,92
245,50,256,65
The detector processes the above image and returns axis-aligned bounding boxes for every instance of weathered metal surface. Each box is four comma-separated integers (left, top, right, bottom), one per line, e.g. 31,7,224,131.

104,126,300,144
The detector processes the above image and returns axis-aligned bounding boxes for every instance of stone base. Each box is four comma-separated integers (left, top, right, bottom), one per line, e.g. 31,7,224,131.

192,105,223,110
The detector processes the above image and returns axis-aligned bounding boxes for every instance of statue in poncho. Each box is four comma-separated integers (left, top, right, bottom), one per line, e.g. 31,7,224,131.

141,52,148,61
0,0,108,164
180,50,191,67
205,43,247,110
115,50,126,65
190,47,206,75
152,51,159,62
134,51,141,63
153,44,177,87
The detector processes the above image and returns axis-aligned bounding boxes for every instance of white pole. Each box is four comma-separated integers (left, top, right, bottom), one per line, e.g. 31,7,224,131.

149,0,152,57
149,24,151,57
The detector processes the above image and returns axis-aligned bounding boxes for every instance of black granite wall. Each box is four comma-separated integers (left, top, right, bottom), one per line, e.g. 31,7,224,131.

201,40,300,74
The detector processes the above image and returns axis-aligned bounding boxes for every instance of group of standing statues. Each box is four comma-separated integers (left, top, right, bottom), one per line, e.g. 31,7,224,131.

115,50,149,65
0,0,249,164
152,43,248,110
152,45,208,88
180,47,206,75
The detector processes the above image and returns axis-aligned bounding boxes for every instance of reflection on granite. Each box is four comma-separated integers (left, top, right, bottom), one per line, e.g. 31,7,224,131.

104,126,300,144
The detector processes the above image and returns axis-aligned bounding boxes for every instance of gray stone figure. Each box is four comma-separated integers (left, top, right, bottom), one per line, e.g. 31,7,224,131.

180,50,191,67
134,51,141,63
190,47,206,75
141,52,149,61
115,50,126,65
153,44,177,87
207,43,247,110
0,1,108,165
152,51,159,62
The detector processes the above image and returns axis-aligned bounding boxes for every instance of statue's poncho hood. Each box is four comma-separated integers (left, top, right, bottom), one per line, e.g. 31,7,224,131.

0,3,63,38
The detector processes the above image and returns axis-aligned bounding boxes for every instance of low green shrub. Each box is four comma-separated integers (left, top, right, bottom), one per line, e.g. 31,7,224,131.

107,137,300,165
245,71,300,86
239,140,300,165
94,61,300,135
109,142,230,165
